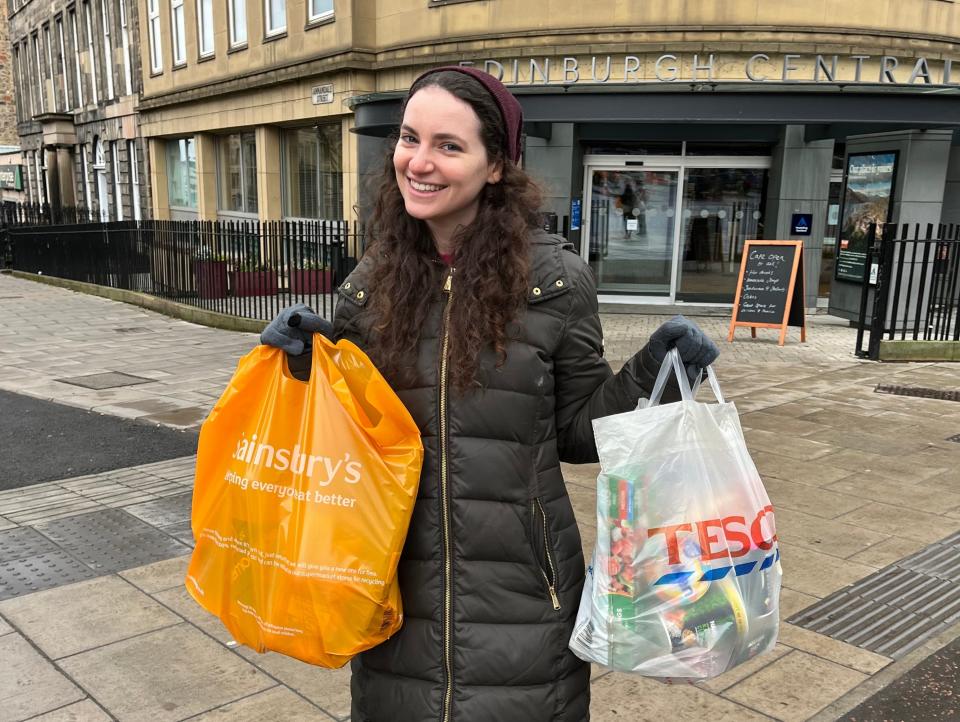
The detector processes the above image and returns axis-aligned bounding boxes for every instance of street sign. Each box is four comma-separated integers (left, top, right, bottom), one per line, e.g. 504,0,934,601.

312,84,334,105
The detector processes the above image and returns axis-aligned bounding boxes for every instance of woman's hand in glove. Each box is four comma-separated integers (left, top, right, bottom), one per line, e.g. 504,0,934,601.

260,303,333,355
648,315,719,383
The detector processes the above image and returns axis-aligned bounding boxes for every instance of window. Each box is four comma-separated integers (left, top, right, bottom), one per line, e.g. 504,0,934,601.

308,0,332,22
129,140,141,220
80,144,92,210
12,46,24,122
111,142,123,220
171,0,186,65
228,0,247,47
147,0,162,73
166,138,197,208
100,0,115,99
281,125,343,219
70,10,85,106
35,151,47,205
43,26,56,111
265,0,286,36
119,0,133,95
197,0,214,57
56,18,71,110
32,34,45,114
84,1,99,104
216,132,258,214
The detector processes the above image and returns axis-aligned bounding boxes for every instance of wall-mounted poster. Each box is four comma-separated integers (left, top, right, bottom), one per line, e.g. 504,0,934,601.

834,151,898,282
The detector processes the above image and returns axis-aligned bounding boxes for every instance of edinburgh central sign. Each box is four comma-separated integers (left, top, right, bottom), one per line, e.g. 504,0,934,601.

459,53,960,87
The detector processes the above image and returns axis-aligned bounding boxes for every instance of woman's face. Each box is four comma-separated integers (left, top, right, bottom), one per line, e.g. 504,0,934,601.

393,85,503,238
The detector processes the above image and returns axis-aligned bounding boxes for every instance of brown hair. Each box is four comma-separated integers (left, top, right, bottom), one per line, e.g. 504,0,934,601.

361,70,543,393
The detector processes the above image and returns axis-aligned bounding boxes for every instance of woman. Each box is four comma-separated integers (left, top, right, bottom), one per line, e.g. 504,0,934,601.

262,66,718,722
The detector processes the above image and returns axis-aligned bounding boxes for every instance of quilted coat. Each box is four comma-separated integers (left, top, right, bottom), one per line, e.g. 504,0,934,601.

331,231,677,722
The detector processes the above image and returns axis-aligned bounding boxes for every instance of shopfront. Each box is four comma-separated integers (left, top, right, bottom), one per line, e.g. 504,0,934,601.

583,149,770,303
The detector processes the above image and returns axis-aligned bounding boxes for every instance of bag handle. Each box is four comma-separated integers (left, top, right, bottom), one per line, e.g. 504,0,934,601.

691,365,725,404
644,348,725,409
645,348,693,408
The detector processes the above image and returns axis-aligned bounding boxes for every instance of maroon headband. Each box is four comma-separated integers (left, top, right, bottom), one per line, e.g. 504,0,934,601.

411,65,524,164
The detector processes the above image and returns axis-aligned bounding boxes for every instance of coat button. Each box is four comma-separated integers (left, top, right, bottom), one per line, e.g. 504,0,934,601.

356,290,365,300
344,282,352,290
532,287,542,296
555,279,564,288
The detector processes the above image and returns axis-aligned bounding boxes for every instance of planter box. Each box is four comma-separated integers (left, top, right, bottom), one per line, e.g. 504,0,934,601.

194,260,228,299
232,270,278,297
290,268,333,295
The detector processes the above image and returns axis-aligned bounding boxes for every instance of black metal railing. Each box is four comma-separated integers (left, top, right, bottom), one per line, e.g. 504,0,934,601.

8,218,362,321
855,222,960,359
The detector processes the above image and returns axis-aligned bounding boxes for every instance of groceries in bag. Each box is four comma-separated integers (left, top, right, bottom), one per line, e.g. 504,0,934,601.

186,334,423,667
570,349,781,680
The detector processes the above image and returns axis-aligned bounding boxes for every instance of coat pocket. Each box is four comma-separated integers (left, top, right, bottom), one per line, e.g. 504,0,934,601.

530,497,562,611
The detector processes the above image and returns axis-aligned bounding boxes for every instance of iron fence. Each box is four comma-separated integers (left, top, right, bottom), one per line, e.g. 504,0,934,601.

855,222,960,359
8,218,362,321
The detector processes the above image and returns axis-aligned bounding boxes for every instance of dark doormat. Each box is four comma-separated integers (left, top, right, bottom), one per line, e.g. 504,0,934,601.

0,389,198,490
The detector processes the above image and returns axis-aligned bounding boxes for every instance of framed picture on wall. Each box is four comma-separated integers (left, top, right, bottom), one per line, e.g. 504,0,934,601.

834,151,899,283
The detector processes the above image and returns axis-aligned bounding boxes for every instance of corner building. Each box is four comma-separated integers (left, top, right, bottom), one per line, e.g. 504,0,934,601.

137,0,960,311
10,0,148,220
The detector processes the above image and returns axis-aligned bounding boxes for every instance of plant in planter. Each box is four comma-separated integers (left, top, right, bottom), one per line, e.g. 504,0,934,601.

231,260,279,297
193,247,228,299
290,258,333,295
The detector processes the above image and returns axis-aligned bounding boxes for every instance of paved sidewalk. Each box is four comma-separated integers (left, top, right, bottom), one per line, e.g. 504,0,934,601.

2,272,960,721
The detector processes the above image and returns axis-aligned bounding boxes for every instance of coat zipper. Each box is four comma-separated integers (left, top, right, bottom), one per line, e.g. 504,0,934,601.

440,267,454,722
533,498,562,611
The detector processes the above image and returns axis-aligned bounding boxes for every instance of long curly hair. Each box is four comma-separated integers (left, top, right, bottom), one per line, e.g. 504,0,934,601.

362,70,543,393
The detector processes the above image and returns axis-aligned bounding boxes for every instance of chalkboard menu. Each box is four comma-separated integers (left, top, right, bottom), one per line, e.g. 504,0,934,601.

728,241,806,346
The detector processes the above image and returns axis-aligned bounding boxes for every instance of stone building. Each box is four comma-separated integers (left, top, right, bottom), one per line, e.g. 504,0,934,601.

9,0,147,219
131,0,960,311
0,6,18,147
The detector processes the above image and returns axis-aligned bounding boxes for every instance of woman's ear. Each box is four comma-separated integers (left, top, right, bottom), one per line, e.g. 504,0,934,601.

487,159,504,185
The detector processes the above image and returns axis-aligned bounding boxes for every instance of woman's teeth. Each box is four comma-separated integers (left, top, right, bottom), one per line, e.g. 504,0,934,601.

410,179,445,192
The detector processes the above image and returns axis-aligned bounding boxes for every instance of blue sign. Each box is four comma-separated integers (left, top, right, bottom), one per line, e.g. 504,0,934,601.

791,213,812,236
570,198,581,231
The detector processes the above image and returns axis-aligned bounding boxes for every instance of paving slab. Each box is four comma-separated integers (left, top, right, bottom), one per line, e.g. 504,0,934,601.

152,585,235,645
776,623,891,675
58,623,274,722
236,647,353,719
590,671,771,721
824,473,960,515
761,476,869,520
777,544,878,599
0,632,85,720
191,685,331,720
774,507,889,559
119,555,191,594
721,649,868,722
0,575,181,659
847,536,929,568
27,699,113,721
835,503,960,544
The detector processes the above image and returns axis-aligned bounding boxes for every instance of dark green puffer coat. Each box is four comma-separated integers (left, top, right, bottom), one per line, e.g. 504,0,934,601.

332,232,676,722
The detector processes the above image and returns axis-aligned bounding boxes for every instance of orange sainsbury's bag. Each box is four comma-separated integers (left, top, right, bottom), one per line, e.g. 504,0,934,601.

185,334,423,667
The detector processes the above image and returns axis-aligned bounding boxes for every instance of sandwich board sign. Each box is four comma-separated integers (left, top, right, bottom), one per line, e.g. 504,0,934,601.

728,240,806,347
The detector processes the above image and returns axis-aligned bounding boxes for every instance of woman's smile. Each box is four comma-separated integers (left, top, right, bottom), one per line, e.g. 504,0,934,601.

406,177,448,195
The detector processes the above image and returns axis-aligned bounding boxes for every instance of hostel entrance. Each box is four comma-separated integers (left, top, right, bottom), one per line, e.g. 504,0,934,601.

584,151,770,304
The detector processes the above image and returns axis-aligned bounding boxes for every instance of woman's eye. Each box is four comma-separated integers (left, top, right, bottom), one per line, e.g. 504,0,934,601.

441,143,461,152
400,135,417,144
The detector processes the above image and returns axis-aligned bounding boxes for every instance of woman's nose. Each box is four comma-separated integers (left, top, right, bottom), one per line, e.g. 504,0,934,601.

407,146,434,174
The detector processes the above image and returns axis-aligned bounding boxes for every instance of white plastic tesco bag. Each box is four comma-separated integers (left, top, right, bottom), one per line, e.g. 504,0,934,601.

569,349,781,680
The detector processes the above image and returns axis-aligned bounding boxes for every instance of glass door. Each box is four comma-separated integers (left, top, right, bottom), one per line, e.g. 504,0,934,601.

586,168,679,296
675,167,768,303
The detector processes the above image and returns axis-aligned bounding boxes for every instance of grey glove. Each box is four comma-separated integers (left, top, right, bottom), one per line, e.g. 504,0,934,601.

648,315,719,384
260,303,333,355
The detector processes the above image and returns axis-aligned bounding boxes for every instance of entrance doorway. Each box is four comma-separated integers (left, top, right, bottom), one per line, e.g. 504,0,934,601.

583,153,770,303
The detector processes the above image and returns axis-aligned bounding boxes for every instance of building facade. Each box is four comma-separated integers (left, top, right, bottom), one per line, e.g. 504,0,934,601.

129,1,960,309
9,0,147,220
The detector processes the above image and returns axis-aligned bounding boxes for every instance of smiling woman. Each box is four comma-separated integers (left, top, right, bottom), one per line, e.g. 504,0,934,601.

259,65,719,722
